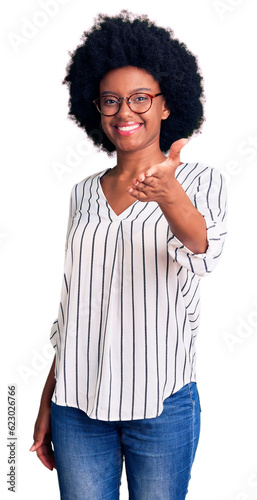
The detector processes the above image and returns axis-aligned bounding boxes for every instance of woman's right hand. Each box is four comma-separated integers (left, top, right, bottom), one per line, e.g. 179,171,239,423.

29,404,56,470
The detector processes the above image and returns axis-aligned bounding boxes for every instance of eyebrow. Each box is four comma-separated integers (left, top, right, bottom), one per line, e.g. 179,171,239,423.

100,87,152,96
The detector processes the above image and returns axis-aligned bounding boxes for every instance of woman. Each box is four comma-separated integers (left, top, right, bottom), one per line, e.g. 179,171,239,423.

30,11,227,499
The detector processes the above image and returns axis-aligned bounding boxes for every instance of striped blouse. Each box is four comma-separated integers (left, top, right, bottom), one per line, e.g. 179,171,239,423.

49,161,227,421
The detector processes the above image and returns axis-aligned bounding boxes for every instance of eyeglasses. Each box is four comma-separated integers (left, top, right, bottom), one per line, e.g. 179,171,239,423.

93,92,163,116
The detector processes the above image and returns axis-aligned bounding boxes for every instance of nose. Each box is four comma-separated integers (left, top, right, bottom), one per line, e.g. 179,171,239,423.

116,98,134,117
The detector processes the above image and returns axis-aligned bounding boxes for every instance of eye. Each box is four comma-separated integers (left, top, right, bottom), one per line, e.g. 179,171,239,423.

134,95,148,102
130,93,151,105
102,97,118,106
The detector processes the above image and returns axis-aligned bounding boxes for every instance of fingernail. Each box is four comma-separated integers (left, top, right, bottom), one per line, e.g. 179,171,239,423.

29,445,35,451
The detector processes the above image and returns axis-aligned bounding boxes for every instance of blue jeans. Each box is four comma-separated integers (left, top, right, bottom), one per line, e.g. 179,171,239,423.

51,382,201,499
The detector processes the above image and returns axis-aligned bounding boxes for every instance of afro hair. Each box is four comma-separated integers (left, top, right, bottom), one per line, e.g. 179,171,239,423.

62,10,205,154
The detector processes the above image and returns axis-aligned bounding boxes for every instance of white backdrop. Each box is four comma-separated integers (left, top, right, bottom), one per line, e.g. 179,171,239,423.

1,0,257,499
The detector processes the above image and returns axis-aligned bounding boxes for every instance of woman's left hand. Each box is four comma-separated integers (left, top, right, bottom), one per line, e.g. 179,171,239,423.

127,138,188,204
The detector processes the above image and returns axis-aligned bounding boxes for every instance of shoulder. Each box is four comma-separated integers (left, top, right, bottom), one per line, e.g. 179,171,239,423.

176,162,225,193
75,168,106,189
69,168,108,201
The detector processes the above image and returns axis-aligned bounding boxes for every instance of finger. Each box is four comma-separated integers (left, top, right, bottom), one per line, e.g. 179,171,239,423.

168,138,188,162
36,445,57,470
129,180,146,192
145,166,158,178
37,451,56,470
141,175,155,186
127,186,148,200
29,440,43,451
132,173,145,186
133,169,156,185
133,181,153,193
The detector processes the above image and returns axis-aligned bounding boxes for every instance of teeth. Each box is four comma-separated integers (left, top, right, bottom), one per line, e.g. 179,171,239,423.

117,124,141,131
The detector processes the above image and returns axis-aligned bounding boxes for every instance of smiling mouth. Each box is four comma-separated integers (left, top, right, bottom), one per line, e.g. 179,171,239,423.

116,124,141,131
114,123,143,135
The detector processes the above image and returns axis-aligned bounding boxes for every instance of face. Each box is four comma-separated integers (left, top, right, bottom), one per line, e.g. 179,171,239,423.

98,66,170,154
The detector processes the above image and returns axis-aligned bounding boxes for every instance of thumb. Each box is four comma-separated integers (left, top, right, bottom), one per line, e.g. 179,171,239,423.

29,440,41,452
168,138,188,162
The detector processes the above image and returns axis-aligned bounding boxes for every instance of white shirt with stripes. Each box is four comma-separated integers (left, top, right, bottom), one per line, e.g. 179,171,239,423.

50,162,227,421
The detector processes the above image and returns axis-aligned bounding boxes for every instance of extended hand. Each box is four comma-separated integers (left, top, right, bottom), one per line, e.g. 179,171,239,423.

127,138,188,204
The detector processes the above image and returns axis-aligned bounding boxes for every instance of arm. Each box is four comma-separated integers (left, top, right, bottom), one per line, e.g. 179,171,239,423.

29,184,77,468
128,139,207,254
40,354,56,407
158,178,208,254
29,355,56,470
127,139,227,276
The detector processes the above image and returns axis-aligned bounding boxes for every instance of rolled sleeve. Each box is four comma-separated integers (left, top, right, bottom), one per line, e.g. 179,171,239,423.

167,167,227,277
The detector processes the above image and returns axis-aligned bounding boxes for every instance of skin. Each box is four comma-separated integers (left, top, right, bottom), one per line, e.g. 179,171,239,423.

30,65,208,472
29,356,56,470
100,66,208,253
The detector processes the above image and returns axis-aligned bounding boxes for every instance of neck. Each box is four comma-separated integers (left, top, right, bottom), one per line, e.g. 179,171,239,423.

114,144,167,180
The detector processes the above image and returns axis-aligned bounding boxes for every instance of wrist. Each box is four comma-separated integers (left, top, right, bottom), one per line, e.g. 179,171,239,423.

157,180,179,208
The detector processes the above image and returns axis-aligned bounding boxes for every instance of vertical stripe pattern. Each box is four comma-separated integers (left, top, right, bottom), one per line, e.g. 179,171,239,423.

49,162,227,421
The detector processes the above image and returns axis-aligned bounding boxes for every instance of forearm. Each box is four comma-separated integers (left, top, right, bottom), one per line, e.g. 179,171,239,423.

40,355,56,409
159,179,208,254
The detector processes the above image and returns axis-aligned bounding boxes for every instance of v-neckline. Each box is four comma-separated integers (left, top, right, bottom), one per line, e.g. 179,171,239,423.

98,169,140,219
97,161,187,220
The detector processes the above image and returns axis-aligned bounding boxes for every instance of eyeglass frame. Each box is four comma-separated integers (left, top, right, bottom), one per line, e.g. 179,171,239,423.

93,92,163,116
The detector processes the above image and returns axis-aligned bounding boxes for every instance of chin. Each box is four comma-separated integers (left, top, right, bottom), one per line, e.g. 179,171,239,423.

115,138,144,153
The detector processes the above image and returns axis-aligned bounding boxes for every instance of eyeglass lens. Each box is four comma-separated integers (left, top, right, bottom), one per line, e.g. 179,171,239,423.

98,93,152,115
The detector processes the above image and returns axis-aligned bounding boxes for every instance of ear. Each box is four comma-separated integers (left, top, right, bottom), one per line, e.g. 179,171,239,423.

161,100,170,120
